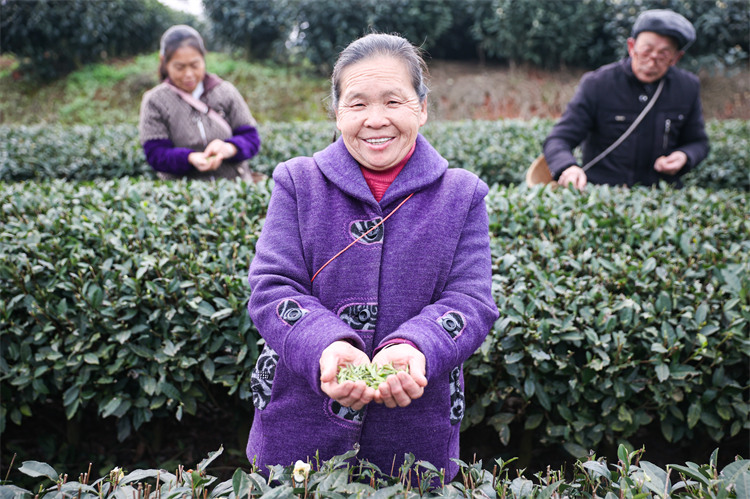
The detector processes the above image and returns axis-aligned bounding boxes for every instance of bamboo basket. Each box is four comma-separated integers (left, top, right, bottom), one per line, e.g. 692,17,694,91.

525,154,555,187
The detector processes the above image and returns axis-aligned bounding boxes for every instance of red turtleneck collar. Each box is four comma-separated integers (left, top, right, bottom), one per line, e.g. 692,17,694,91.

359,142,417,202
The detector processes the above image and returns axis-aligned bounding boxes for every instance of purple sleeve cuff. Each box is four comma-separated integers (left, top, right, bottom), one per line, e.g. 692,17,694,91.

142,139,193,175
375,338,418,354
225,125,261,162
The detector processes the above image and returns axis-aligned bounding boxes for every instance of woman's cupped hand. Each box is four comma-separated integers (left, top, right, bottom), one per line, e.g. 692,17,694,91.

320,341,427,410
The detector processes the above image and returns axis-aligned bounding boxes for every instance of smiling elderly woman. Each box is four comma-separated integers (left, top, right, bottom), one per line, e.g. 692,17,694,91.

244,33,498,479
138,25,262,181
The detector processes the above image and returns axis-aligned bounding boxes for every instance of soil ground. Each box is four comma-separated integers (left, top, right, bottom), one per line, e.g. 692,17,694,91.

426,60,750,121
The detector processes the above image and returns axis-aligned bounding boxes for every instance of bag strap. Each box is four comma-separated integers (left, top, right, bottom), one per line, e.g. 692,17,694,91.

310,192,414,283
164,82,233,137
581,77,664,172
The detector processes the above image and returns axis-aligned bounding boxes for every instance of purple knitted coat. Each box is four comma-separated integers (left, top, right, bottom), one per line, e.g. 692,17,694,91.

245,134,499,479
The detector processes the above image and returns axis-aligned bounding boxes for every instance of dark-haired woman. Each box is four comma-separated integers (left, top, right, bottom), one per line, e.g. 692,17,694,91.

139,25,261,181
244,32,498,480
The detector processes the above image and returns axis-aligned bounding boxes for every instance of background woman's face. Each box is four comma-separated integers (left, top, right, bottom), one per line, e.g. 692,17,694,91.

335,55,427,172
165,46,205,93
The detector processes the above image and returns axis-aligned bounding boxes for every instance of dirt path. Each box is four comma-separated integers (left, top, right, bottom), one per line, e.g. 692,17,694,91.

426,60,750,121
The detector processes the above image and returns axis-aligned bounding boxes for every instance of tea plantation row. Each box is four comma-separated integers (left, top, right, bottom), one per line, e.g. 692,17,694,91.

4,444,750,499
2,178,747,456
1,119,748,190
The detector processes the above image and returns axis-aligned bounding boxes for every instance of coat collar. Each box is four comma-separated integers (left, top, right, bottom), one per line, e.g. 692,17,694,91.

312,133,448,207
203,73,223,93
164,73,223,96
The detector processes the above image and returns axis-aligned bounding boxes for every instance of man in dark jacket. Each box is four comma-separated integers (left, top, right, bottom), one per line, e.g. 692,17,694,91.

543,9,709,190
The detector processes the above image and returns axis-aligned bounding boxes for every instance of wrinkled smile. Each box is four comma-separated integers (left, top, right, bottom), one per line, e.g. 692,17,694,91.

364,137,391,145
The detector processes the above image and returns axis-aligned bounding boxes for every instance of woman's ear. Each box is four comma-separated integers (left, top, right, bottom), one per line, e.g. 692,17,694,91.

418,99,428,127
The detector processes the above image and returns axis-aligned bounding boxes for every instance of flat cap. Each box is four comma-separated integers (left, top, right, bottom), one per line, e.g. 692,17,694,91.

631,9,696,50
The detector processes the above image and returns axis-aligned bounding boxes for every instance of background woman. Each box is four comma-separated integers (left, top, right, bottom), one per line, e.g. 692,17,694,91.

139,25,261,181
245,33,498,479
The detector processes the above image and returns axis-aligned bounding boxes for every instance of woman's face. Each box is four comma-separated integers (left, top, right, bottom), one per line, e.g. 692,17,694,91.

335,55,427,171
164,45,205,93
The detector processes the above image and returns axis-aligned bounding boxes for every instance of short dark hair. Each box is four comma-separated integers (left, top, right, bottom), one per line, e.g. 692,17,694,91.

158,25,206,81
330,33,429,112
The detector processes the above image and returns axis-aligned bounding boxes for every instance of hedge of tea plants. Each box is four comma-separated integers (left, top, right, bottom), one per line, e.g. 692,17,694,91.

1,177,747,454
1,120,748,191
3,445,749,499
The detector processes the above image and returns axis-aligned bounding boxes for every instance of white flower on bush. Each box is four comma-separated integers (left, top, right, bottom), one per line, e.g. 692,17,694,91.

109,467,125,484
292,460,311,483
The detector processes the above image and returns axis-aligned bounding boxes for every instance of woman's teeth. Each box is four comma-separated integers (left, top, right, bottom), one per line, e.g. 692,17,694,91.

365,138,390,144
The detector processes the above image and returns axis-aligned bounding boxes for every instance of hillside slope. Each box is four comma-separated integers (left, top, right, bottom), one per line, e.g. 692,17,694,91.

1,54,748,125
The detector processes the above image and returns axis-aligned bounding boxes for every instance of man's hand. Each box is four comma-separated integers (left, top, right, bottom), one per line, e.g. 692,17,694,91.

557,165,587,190
371,344,427,408
320,341,374,410
654,151,687,175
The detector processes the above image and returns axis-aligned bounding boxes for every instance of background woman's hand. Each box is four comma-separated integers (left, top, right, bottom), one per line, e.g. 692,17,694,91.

188,151,215,171
188,140,237,172
371,344,427,408
202,139,237,170
319,340,375,410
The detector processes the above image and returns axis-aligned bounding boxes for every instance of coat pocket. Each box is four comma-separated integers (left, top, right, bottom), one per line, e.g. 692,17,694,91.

448,367,465,425
250,345,279,411
656,111,686,153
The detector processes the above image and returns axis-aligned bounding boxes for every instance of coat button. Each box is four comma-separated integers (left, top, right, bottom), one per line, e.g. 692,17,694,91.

639,94,648,103
285,309,301,321
443,317,458,331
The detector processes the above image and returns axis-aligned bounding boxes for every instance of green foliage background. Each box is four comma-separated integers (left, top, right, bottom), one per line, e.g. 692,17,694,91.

0,0,195,80
2,120,748,191
1,0,748,475
2,175,748,455
205,0,749,73
4,0,745,81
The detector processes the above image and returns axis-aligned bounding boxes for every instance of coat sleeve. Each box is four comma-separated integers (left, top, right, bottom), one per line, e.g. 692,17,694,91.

139,90,194,174
378,177,499,379
223,81,258,129
247,163,365,394
225,125,261,162
543,73,597,179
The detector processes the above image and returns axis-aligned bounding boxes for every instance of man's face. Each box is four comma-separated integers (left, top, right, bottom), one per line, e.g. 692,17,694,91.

627,32,682,83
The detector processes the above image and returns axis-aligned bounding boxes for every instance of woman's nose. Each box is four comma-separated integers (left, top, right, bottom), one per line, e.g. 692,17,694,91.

364,104,389,127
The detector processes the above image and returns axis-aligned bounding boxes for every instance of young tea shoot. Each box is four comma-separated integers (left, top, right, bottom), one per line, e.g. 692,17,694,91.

337,363,407,389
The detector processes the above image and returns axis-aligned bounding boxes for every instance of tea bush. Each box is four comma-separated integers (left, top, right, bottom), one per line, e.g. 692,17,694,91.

469,183,749,455
0,179,270,440
0,125,153,181
1,120,748,191
2,445,749,499
0,0,194,81
2,179,747,453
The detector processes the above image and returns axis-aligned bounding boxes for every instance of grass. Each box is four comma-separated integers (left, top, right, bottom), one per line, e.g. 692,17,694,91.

0,52,331,126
